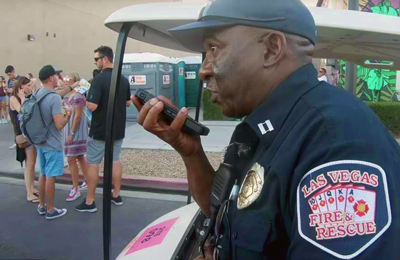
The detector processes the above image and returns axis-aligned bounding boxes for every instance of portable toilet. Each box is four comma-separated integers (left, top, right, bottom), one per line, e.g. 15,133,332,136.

181,56,202,108
122,53,177,121
174,60,186,108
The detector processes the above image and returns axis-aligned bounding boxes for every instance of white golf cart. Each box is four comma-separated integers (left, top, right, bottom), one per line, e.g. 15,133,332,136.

98,2,400,260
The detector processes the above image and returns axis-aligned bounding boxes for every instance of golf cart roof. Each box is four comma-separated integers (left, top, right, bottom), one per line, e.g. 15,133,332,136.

105,2,400,70
124,52,179,64
179,56,202,64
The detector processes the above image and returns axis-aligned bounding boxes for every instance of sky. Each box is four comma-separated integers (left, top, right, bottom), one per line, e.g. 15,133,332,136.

182,0,320,7
302,0,319,6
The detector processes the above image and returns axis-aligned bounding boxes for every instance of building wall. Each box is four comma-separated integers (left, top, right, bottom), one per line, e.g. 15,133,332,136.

321,0,349,9
0,0,198,80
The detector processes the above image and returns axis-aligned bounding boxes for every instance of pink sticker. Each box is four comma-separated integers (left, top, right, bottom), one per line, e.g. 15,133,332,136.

126,217,179,255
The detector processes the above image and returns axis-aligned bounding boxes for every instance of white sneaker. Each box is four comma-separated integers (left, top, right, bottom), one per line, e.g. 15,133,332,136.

0,119,3,124
79,181,88,191
66,186,81,201
9,144,16,150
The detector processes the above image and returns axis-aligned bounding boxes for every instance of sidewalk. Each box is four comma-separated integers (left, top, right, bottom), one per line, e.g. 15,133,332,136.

4,112,399,193
123,120,238,152
0,114,239,193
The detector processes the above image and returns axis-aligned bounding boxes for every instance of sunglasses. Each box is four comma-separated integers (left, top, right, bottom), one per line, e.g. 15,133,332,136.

94,56,105,62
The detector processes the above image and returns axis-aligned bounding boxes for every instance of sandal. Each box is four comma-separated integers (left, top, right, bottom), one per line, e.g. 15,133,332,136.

27,196,39,203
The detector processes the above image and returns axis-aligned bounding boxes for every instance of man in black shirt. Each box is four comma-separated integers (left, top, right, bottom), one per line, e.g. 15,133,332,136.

76,46,131,213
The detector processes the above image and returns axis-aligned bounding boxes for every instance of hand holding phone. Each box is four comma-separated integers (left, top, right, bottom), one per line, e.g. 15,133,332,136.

135,89,209,136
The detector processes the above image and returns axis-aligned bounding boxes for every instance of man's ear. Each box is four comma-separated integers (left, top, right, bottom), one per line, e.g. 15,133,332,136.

261,31,287,68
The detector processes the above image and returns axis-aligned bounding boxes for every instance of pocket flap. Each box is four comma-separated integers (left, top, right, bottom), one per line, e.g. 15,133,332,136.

232,211,271,252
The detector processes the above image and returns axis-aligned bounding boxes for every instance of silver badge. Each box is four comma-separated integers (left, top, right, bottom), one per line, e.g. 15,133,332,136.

237,163,264,210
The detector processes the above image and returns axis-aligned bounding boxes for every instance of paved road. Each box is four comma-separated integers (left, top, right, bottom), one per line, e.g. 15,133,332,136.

0,177,187,260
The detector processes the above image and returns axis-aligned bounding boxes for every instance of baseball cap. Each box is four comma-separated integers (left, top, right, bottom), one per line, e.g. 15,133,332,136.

39,65,62,81
169,0,316,52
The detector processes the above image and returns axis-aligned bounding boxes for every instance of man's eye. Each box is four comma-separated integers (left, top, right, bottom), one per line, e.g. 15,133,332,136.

210,46,218,53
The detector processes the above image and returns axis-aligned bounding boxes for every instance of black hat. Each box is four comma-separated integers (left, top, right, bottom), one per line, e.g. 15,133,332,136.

39,65,62,81
169,0,316,52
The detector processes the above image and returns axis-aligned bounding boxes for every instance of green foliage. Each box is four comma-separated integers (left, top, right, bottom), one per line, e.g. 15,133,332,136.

370,0,399,16
337,1,399,101
367,102,400,135
337,60,398,102
202,90,224,120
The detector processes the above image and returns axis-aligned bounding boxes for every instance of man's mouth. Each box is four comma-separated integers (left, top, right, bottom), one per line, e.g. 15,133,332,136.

205,87,219,103
205,86,217,93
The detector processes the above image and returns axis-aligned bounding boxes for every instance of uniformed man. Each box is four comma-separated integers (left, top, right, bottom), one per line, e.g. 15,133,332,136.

131,0,400,259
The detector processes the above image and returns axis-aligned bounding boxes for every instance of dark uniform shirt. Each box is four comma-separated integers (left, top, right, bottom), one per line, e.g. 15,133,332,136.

216,64,400,259
87,68,131,141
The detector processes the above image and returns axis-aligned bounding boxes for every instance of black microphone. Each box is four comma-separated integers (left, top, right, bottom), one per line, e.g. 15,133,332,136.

200,163,235,256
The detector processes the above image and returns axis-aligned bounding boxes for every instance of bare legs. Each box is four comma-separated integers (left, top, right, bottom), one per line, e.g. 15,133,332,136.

68,156,79,188
68,155,88,188
38,175,56,213
112,161,122,198
25,146,37,201
85,163,99,205
77,155,88,182
0,101,7,121
86,160,122,204
38,174,46,207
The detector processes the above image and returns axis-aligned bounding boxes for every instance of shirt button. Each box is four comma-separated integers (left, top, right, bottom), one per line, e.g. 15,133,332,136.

233,232,238,240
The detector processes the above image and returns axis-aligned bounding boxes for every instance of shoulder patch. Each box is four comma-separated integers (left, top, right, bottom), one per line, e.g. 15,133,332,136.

296,160,391,259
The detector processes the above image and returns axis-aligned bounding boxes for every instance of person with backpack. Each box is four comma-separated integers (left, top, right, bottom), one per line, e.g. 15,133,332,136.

30,65,72,220
9,76,39,203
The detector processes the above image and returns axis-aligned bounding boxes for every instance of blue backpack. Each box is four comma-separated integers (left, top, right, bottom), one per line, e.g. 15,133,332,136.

20,88,56,145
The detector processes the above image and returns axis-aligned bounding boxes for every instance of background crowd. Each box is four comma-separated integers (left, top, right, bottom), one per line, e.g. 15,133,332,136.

1,45,131,220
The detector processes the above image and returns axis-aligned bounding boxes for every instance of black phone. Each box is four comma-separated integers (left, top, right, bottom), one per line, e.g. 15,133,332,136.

135,89,210,136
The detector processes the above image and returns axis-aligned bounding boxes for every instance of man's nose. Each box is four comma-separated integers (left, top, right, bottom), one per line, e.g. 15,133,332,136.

199,59,213,81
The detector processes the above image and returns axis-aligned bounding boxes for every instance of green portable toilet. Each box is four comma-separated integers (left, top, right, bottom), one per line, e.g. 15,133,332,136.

174,61,186,108
182,56,202,107
122,53,177,121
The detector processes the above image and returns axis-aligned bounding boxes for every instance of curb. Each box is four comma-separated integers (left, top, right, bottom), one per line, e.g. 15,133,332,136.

0,168,189,195
62,168,189,192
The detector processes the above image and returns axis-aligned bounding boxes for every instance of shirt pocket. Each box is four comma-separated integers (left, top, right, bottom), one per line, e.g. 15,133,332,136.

231,210,271,260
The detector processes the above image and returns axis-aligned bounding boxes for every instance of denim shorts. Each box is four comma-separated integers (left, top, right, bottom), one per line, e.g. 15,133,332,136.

37,148,64,177
86,137,123,165
0,96,7,102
